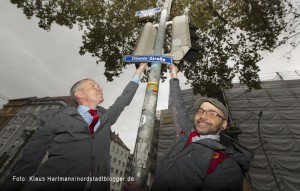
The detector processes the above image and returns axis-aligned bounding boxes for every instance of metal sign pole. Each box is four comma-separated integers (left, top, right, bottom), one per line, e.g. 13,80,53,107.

130,0,173,188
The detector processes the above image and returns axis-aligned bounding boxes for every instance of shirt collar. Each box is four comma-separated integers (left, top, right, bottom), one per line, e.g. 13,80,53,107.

200,134,220,141
191,134,220,143
77,105,91,113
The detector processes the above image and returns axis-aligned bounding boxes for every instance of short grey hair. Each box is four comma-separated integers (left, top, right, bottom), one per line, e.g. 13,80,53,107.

70,78,92,103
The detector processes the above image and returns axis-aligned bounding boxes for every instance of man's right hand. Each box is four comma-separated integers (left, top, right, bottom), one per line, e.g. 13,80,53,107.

169,64,178,79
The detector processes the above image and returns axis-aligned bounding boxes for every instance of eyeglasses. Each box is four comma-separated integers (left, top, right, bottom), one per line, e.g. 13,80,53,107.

196,108,224,119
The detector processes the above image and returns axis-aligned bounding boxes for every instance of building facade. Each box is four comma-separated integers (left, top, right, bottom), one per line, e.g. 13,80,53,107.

224,78,300,191
110,131,130,191
0,97,36,132
0,96,76,182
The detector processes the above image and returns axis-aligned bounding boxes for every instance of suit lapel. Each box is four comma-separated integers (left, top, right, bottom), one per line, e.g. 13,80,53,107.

95,106,109,133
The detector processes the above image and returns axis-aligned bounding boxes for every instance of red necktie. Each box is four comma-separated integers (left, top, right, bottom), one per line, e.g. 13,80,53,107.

88,109,99,135
186,131,200,145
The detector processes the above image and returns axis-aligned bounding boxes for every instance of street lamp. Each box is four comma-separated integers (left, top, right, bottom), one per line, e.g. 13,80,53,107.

257,111,281,191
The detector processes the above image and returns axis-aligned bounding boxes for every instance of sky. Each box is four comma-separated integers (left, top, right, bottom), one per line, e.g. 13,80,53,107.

0,1,300,152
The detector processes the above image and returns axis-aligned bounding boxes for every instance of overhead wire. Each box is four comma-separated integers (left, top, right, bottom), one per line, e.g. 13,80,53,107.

0,93,9,101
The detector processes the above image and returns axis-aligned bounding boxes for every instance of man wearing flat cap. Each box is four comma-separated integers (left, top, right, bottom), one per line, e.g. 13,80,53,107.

124,65,254,191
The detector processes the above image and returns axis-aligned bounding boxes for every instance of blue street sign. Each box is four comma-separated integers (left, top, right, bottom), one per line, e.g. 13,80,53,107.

135,7,161,17
123,55,173,65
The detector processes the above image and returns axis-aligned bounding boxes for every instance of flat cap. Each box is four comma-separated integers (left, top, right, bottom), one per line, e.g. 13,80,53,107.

194,97,228,120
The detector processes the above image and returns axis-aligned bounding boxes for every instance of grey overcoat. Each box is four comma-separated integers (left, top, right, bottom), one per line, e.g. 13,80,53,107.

1,81,139,191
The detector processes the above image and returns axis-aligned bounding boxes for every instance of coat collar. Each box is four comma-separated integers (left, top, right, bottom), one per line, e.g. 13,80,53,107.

61,106,86,123
61,106,109,129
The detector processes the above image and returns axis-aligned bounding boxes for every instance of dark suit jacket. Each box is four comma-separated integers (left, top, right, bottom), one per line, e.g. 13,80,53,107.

1,81,139,191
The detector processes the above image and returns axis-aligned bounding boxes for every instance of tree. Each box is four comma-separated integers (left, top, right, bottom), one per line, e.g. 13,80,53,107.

278,0,300,59
10,0,298,95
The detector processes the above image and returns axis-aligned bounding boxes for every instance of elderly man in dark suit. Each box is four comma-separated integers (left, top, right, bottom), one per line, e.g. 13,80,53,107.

0,63,148,191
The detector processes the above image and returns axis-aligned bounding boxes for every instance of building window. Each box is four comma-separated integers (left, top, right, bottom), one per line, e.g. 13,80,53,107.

120,151,123,156
122,162,125,167
112,146,115,151
120,171,123,176
21,116,27,123
41,106,48,111
25,107,31,112
14,116,21,124
25,117,35,125
118,160,121,166
111,167,114,173
6,107,13,113
113,158,116,164
116,148,119,154
35,106,41,112
115,169,119,175
0,118,6,124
